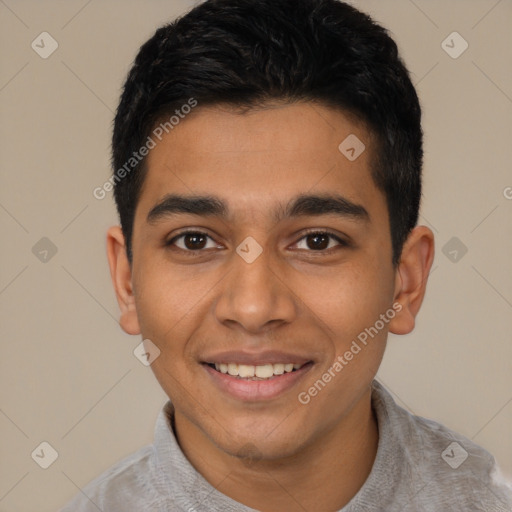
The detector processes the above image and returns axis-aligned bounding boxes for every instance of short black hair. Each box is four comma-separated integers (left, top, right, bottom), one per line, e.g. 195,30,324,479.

112,0,423,265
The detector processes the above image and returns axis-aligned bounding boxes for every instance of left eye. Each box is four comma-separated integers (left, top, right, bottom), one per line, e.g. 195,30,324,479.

294,232,346,251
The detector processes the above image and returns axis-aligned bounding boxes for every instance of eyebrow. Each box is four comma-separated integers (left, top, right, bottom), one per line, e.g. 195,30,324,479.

146,193,370,224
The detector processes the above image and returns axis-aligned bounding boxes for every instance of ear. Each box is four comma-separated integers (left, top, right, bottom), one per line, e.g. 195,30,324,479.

388,226,435,335
106,226,141,335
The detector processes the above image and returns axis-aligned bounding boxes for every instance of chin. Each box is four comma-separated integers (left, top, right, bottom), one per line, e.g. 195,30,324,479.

210,422,309,462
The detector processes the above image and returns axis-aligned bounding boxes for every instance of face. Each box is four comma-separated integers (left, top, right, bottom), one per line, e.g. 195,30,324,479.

114,103,409,461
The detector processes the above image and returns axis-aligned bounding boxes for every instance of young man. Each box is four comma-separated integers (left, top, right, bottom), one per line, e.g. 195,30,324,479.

62,0,512,510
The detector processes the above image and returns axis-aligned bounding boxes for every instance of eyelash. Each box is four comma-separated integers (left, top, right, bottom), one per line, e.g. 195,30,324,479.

165,229,348,256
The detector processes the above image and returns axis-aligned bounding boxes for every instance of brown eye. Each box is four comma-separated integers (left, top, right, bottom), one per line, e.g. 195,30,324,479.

295,231,347,252
182,233,207,250
167,231,218,252
306,233,330,250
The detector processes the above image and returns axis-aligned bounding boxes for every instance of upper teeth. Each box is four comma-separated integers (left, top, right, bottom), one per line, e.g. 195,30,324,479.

214,363,302,378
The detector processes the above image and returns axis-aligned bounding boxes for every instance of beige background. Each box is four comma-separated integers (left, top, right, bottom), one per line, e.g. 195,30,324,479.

0,1,511,510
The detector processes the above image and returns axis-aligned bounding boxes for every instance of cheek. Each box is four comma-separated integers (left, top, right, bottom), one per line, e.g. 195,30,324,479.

133,256,214,336
292,258,394,341
133,265,206,397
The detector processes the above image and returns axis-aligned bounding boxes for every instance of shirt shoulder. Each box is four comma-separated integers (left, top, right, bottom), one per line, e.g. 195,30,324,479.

58,401,257,512
358,381,512,512
408,413,511,510
59,444,161,512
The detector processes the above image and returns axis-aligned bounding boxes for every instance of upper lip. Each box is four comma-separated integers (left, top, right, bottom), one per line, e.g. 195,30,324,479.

202,350,313,366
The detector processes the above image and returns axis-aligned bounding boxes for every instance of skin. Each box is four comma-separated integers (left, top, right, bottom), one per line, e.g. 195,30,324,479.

107,102,435,511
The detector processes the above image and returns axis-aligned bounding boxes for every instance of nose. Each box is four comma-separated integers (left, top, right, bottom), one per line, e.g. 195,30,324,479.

213,246,297,335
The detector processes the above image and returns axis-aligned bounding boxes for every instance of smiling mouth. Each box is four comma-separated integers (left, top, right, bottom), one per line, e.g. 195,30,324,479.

205,362,311,380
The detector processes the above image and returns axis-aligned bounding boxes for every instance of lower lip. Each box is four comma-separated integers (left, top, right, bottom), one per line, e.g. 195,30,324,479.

203,363,313,401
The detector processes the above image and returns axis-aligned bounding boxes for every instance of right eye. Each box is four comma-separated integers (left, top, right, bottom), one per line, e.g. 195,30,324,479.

165,231,221,254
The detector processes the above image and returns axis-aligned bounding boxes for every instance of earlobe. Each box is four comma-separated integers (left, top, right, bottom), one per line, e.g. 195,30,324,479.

106,226,141,335
389,226,435,336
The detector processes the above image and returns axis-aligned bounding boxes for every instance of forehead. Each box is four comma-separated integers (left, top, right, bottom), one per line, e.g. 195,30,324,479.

136,102,385,223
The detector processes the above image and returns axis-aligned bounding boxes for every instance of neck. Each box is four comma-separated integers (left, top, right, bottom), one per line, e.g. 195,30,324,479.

174,388,378,511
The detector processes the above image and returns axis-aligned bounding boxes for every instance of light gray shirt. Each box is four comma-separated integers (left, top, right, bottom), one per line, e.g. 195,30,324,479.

60,380,512,511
